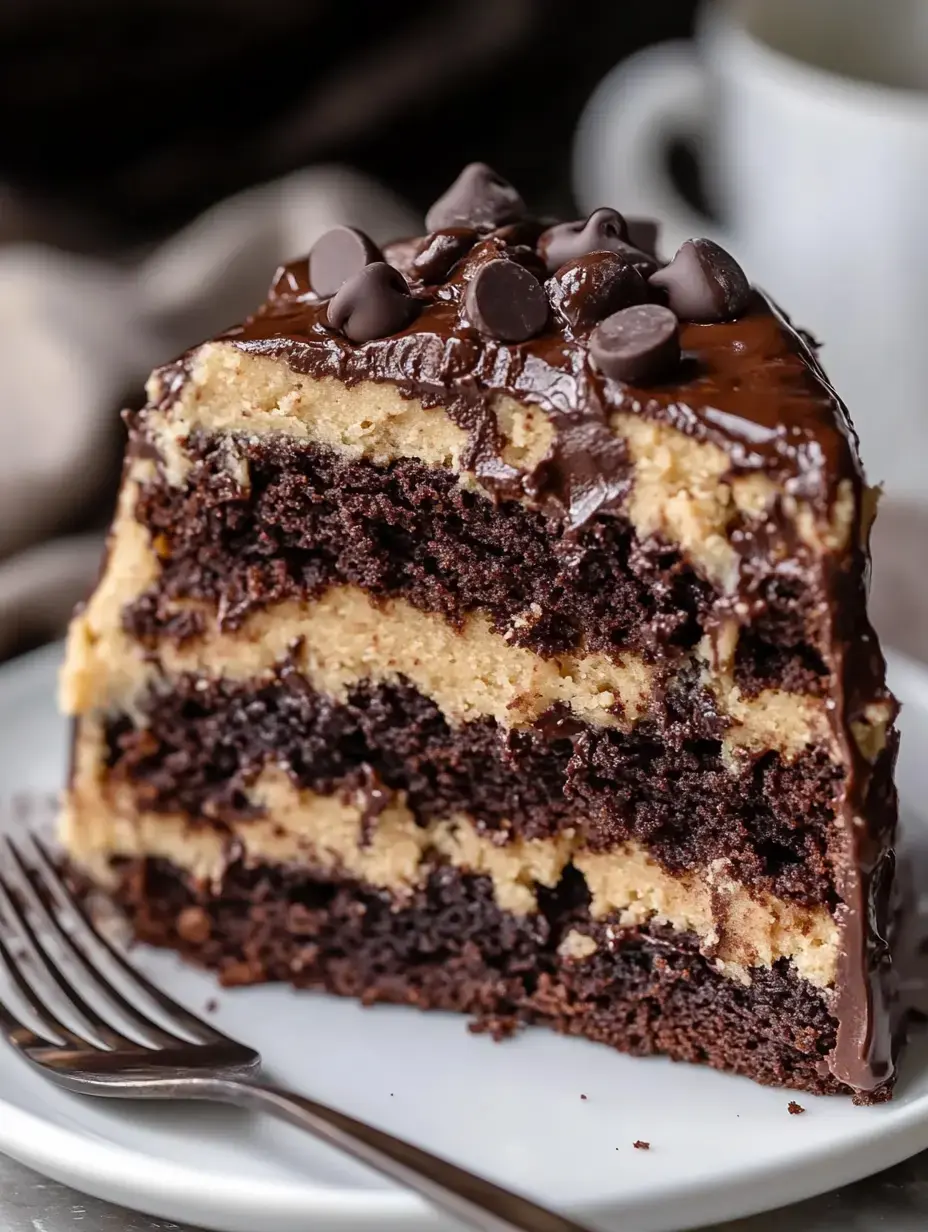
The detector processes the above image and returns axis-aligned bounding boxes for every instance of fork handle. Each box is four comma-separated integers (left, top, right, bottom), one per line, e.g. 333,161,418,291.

188,1075,593,1232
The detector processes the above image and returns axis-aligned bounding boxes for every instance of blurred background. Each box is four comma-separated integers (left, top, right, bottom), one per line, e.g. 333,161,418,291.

0,0,924,666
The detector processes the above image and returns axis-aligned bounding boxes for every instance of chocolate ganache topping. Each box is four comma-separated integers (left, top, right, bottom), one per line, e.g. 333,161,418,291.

219,177,859,517
160,163,895,1100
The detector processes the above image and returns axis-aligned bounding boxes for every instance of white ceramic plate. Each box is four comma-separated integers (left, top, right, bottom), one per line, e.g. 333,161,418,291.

0,643,927,1232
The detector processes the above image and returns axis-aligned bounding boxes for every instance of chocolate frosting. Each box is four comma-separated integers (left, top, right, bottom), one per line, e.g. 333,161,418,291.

147,189,898,1099
219,232,862,514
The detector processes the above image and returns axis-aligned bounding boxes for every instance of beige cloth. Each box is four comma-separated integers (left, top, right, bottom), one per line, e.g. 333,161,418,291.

0,166,418,659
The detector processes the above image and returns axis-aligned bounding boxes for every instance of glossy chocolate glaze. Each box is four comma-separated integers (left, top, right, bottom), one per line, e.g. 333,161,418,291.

216,228,863,513
143,202,897,1098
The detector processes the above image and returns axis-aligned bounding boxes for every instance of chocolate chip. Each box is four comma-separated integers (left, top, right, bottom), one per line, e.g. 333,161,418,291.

548,250,649,329
626,217,660,258
538,208,629,273
309,226,383,298
412,227,478,283
589,303,680,383
425,163,526,233
326,262,418,343
649,238,751,322
464,259,548,343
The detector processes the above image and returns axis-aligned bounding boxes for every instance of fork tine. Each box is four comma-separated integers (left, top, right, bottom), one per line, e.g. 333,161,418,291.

0,852,136,1049
0,894,78,1047
0,965,58,1054
5,837,186,1050
31,835,225,1044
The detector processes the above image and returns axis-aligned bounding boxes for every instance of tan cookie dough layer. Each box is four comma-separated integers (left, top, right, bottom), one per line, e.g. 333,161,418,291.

147,342,554,491
63,574,654,734
64,721,838,990
613,411,855,588
146,341,852,589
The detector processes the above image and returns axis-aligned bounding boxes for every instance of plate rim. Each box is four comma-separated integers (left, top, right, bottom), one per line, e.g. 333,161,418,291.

0,640,926,1231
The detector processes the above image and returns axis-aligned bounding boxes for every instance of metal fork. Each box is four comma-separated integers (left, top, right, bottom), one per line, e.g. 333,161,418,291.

0,830,593,1232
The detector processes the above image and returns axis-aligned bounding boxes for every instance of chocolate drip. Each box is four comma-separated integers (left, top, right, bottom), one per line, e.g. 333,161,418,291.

822,541,899,1096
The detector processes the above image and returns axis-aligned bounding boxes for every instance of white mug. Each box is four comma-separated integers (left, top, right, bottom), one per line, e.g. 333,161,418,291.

573,0,928,502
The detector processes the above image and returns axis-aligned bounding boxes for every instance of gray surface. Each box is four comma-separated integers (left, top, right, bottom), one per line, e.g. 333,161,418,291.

0,1155,189,1229
2,1147,928,1232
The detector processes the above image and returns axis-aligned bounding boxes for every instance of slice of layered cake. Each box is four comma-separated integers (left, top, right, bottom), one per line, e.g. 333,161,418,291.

60,164,900,1101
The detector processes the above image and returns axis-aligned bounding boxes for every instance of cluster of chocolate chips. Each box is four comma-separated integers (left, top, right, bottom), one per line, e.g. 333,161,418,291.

304,161,753,382
307,225,419,343
538,207,751,382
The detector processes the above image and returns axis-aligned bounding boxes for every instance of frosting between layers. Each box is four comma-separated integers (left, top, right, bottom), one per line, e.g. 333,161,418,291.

65,563,653,732
146,343,554,491
65,722,838,989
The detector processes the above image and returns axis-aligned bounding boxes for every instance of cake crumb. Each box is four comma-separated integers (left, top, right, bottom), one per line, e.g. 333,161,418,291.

176,906,211,945
204,997,218,1014
219,959,263,987
787,1101,805,1116
558,930,597,961
633,1140,650,1151
468,1013,520,1041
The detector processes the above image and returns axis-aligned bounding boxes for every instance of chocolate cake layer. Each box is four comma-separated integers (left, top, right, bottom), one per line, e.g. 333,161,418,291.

126,429,828,695
103,667,842,907
107,855,862,1099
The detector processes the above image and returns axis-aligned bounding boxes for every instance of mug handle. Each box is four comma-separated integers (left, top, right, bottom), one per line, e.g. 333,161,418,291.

573,40,730,253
